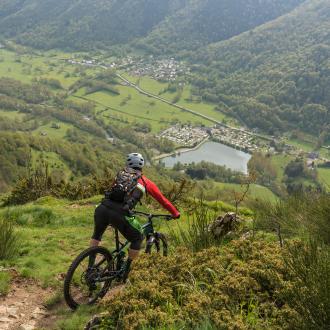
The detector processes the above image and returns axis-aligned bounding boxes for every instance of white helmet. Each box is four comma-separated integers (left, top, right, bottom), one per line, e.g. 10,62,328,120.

126,153,145,169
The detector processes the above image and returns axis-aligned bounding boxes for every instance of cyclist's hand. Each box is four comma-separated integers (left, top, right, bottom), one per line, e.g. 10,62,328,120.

173,212,180,220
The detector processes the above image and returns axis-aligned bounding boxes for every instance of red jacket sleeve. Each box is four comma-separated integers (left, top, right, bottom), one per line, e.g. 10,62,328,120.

138,176,180,217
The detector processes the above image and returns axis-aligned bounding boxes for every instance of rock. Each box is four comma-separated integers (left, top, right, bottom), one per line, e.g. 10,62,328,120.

0,306,7,314
208,212,241,239
241,231,253,240
32,307,47,315
19,323,36,330
0,316,11,323
7,307,18,315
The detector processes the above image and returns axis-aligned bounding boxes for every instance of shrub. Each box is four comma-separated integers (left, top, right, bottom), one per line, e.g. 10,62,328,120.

252,192,330,244
283,240,330,330
168,199,219,252
99,240,293,330
0,218,20,260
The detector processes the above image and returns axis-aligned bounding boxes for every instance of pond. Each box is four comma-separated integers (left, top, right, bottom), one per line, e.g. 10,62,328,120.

160,141,251,174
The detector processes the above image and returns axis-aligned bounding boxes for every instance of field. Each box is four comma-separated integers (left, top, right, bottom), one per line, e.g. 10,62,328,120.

203,182,277,203
318,168,330,190
0,48,92,88
0,48,236,134
75,86,213,133
123,74,239,127
270,154,294,183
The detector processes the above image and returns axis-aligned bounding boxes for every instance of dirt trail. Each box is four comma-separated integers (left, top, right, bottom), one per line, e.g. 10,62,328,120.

0,272,54,330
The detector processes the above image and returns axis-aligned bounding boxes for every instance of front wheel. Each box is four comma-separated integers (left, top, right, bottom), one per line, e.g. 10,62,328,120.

145,233,168,256
64,246,114,310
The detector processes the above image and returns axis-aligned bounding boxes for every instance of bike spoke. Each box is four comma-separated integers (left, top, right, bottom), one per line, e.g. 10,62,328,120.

68,251,112,306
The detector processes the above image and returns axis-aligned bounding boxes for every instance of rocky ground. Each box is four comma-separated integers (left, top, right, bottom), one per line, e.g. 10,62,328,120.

0,271,53,330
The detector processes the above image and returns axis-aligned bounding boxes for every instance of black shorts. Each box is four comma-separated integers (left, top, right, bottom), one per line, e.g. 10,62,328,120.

92,200,144,250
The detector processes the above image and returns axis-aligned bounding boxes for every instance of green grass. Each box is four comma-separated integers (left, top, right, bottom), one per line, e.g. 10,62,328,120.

0,271,11,295
77,85,213,132
287,138,316,152
211,182,277,202
270,154,294,183
32,122,73,139
318,168,330,191
0,48,98,89
121,73,238,128
0,109,27,120
0,198,103,287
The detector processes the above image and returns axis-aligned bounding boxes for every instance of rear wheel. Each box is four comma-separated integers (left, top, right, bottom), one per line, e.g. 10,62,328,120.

145,233,168,256
64,246,114,310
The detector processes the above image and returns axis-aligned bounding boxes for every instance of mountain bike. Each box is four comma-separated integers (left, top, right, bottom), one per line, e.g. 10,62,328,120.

63,211,172,310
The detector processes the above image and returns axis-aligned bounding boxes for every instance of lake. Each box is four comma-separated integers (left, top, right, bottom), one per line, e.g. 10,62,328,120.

160,141,251,173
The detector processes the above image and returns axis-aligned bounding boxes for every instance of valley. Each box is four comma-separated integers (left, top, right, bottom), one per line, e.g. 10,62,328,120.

0,1,329,328
0,43,329,194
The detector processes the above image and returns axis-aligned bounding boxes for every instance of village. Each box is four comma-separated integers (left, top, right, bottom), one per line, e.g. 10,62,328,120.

66,55,189,82
157,124,269,153
120,56,189,81
157,125,209,147
211,126,265,153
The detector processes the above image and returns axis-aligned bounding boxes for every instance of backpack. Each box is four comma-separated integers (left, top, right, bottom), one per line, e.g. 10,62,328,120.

106,167,141,203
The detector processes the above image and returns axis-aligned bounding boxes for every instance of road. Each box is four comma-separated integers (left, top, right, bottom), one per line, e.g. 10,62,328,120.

115,72,273,142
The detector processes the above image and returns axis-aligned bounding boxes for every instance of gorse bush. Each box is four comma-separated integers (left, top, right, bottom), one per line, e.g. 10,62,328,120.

99,240,293,330
0,218,20,260
2,162,115,206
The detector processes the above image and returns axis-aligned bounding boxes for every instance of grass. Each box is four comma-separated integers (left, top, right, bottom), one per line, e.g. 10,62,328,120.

0,196,187,288
77,85,213,132
0,198,102,287
32,121,73,139
270,154,294,183
120,73,238,128
287,137,316,152
318,168,330,191
0,270,11,295
0,109,27,120
200,182,277,204
0,48,98,89
0,217,21,260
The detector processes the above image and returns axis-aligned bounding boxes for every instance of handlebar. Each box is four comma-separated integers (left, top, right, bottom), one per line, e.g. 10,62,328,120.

133,211,173,221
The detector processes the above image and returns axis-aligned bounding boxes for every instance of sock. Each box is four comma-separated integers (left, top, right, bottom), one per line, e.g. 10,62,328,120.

88,253,96,269
122,258,133,282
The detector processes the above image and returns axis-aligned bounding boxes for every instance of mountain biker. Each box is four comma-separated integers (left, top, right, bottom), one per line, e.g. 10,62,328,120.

90,152,180,280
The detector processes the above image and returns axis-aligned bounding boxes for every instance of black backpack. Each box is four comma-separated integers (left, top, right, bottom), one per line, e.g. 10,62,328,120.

106,167,141,203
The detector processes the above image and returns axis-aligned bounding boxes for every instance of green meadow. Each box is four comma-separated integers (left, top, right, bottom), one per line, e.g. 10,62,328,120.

0,48,98,88
75,86,213,133
122,74,238,127
318,168,330,190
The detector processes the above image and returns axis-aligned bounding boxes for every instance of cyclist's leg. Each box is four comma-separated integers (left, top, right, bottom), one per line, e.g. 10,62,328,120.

88,205,111,269
109,214,143,280
91,204,111,246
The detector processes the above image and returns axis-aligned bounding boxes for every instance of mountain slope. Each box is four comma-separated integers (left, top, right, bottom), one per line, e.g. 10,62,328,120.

0,0,303,50
0,0,186,49
137,0,304,54
191,0,330,135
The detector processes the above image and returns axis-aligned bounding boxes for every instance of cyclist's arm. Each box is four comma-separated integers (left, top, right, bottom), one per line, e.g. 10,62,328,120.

139,177,180,218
